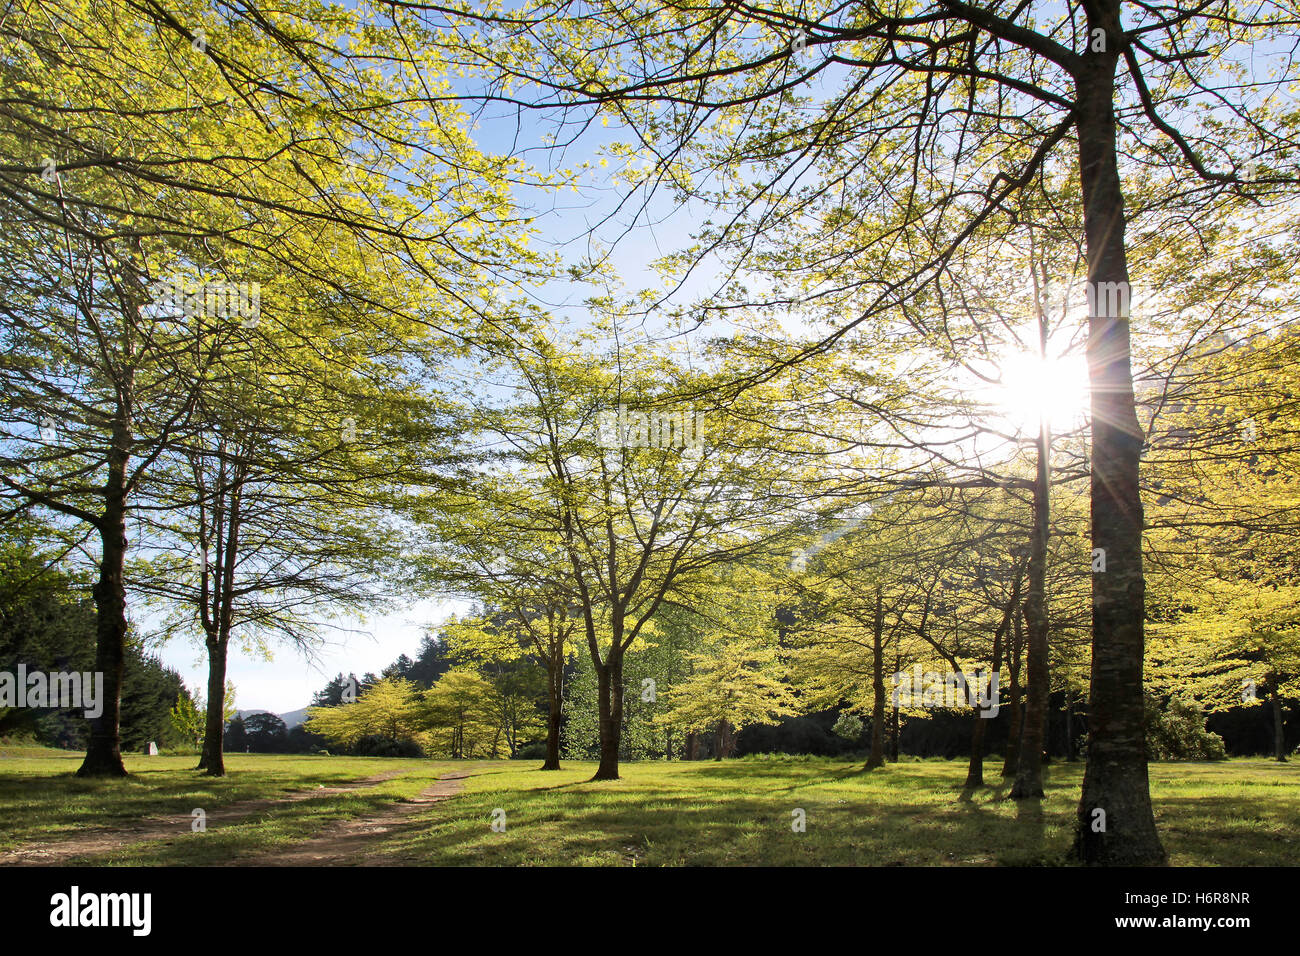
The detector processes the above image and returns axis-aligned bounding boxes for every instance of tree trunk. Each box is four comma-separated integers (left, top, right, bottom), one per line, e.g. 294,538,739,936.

890,650,902,761
1071,25,1166,864
1010,597,1048,798
593,654,623,780
1002,612,1024,777
197,639,228,775
77,427,130,778
1065,688,1077,761
541,660,563,770
1011,298,1053,800
866,587,887,769
966,712,988,788
1272,686,1287,762
970,567,1020,789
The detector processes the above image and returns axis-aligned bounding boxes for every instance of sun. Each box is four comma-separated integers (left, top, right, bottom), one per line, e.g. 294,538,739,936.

996,349,1091,434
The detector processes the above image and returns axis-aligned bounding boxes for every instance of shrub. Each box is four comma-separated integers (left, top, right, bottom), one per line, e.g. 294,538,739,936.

1145,695,1228,761
832,712,865,742
353,735,425,758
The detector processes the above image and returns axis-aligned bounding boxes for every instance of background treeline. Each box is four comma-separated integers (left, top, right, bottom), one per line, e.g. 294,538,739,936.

285,617,1295,763
0,519,191,751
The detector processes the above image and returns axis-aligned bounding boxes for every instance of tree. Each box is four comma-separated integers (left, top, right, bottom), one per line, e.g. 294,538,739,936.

441,614,569,767
241,712,289,754
434,328,813,779
304,678,426,752
169,681,236,754
424,670,502,758
657,639,797,760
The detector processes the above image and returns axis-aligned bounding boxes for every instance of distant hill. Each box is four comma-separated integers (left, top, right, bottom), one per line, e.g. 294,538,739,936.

236,707,308,729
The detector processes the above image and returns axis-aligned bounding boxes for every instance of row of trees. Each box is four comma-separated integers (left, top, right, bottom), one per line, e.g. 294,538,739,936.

405,304,1298,790
0,0,549,776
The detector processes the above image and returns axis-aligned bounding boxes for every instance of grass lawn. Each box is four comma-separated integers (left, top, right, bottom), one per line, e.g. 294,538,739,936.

0,744,456,862
0,745,1295,866
374,756,1300,866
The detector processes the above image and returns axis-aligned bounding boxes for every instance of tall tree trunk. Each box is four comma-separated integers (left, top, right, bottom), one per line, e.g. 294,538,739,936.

1011,599,1049,798
866,586,887,769
1072,22,1165,863
542,660,563,770
1271,685,1287,762
197,471,241,777
890,651,901,761
78,512,130,777
714,720,734,760
969,569,1020,788
1011,408,1051,799
77,420,131,778
1065,688,1077,761
966,714,988,788
593,654,623,780
197,639,228,775
1002,612,1024,777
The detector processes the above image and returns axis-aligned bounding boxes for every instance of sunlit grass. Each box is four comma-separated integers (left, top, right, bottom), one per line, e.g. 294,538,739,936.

1,753,1295,866
0,751,449,854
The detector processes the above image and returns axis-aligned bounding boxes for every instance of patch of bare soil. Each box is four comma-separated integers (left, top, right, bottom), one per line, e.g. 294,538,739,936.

236,770,473,866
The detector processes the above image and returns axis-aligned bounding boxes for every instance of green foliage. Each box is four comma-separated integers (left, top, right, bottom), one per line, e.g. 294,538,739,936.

168,695,205,752
1145,696,1228,762
305,678,426,752
832,712,864,742
423,669,503,758
169,681,237,752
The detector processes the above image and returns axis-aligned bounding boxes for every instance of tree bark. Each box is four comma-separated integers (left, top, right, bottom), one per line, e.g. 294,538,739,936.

77,417,131,778
969,568,1020,788
1011,284,1053,800
197,640,228,775
542,660,563,770
1071,19,1166,863
866,586,887,769
593,654,624,780
1271,685,1287,762
714,720,735,760
1010,598,1048,798
1002,612,1024,777
1065,688,1077,761
196,464,242,777
77,507,130,777
890,651,901,761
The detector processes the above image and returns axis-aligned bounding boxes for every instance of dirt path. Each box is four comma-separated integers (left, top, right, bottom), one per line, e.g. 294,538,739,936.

0,770,408,866
236,769,473,867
